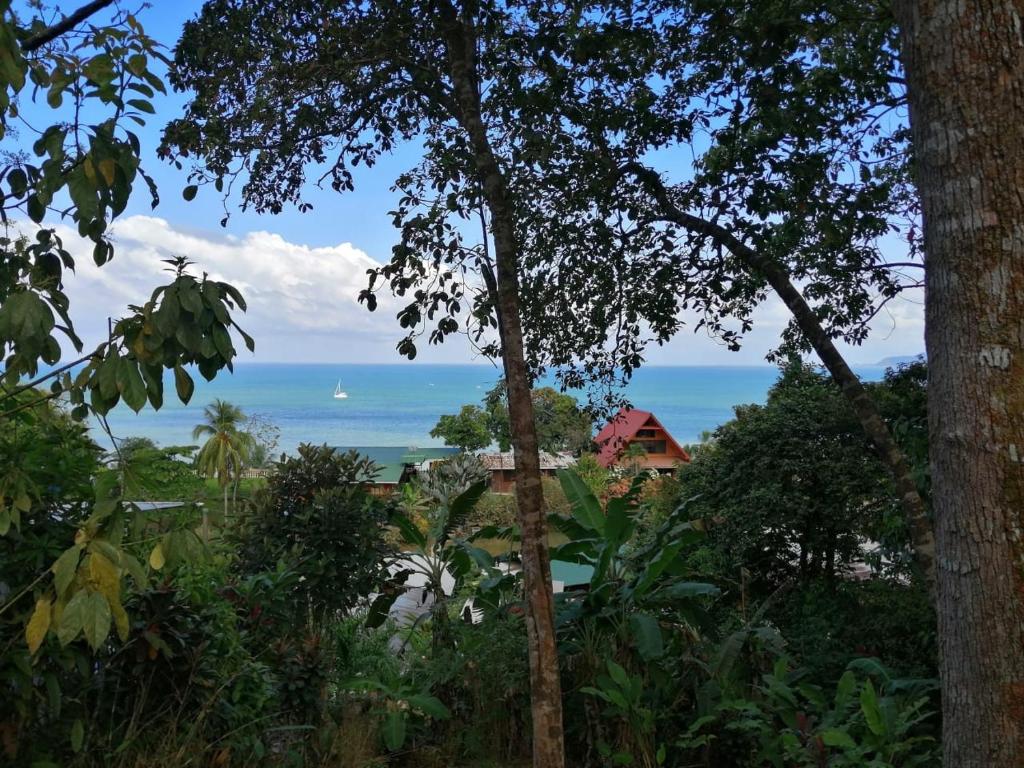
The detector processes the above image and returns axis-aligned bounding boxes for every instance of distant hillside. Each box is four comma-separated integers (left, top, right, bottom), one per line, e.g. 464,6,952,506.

873,354,925,367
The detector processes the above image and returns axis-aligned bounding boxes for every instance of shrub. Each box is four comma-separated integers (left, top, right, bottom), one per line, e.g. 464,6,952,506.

233,444,391,623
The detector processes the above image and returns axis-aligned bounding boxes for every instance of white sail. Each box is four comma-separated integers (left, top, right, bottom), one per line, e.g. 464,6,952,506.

334,379,348,399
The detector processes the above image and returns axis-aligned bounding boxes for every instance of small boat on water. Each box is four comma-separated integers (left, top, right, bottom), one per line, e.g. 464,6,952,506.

333,380,348,399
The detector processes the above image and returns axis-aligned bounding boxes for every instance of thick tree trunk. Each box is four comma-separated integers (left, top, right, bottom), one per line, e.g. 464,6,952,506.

438,7,565,767
628,165,938,592
894,2,1024,764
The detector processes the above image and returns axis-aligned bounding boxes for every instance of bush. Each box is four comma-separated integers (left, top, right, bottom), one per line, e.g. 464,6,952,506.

233,444,391,623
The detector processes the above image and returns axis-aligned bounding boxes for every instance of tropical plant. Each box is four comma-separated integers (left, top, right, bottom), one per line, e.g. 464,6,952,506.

346,676,451,753
192,398,252,521
368,464,491,655
552,469,719,765
681,657,939,768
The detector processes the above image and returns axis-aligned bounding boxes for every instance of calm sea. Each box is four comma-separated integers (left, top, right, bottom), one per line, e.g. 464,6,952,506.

91,363,890,453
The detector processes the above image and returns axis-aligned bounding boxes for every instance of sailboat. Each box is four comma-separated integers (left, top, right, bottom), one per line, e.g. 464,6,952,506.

333,380,348,399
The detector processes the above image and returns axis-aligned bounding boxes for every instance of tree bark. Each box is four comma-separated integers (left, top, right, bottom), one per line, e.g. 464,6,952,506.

437,5,566,767
627,164,938,593
893,1,1024,764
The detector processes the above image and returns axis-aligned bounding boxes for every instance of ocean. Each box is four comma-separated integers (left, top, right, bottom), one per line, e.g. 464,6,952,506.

91,363,891,453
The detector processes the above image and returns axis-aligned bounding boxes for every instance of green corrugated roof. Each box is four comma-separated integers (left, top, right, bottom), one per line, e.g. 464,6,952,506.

331,446,458,485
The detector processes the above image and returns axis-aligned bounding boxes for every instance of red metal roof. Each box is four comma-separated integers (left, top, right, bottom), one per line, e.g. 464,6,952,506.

593,408,690,468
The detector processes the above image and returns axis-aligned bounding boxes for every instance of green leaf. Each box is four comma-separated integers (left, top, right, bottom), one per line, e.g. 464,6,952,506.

381,711,406,751
557,469,604,532
26,194,45,222
390,511,426,548
182,184,198,201
118,359,148,412
405,694,450,720
629,613,664,660
81,592,112,651
860,679,885,736
52,546,81,597
364,591,399,629
820,728,856,749
70,718,84,753
607,660,631,690
57,591,88,646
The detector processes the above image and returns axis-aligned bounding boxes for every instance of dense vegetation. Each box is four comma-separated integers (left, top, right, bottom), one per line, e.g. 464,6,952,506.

0,363,941,766
2,0,1021,766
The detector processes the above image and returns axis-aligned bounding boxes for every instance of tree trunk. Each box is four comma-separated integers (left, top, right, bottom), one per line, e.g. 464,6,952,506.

627,164,938,593
893,2,1024,764
438,7,565,767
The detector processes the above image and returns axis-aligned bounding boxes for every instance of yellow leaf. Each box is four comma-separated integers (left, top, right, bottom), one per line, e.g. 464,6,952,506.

26,597,52,654
98,158,116,186
88,552,121,606
149,542,165,571
83,157,96,182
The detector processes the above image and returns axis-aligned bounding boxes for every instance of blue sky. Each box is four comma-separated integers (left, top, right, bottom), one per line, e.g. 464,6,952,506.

21,1,924,366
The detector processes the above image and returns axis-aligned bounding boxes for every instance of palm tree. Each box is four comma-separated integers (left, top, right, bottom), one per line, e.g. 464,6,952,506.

192,399,252,531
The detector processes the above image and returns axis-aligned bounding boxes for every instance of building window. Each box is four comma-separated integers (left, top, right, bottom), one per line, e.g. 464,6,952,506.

636,429,658,438
635,440,667,454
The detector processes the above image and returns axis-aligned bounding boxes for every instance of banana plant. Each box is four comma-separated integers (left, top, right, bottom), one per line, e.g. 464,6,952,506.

366,476,493,654
552,469,719,661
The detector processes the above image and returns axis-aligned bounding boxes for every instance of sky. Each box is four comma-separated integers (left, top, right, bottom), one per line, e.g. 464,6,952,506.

18,1,925,367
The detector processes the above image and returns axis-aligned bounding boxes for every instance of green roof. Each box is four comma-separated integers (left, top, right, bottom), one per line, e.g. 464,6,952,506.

331,446,459,485
551,561,594,587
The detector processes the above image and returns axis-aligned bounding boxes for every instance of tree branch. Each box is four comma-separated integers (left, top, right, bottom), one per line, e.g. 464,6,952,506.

21,0,115,53
622,161,937,596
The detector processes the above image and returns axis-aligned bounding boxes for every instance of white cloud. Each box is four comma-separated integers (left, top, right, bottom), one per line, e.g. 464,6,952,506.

21,214,924,366
44,215,483,363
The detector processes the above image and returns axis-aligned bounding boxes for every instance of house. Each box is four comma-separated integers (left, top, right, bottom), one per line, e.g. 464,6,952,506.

594,409,690,471
332,446,460,496
478,450,577,493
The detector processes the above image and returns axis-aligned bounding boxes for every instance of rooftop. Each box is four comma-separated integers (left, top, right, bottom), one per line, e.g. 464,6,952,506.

331,445,459,484
478,451,577,471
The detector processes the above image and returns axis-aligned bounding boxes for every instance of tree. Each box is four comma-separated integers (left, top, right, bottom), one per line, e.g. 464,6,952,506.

162,3,572,761
0,1,253,663
484,383,594,454
242,413,281,469
678,364,914,592
893,2,1024,763
104,437,203,502
500,0,936,590
234,445,390,624
430,404,492,452
192,399,252,524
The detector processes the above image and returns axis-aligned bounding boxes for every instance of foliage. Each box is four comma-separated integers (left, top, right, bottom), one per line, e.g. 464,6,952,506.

103,437,203,502
369,462,491,654
234,444,390,624
682,658,939,767
482,383,594,454
431,404,493,452
0,0,253,411
347,676,451,753
676,363,910,591
193,398,253,516
242,412,281,468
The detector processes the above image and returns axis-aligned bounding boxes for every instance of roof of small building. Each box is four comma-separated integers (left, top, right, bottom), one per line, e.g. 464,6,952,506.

478,451,577,471
331,446,459,484
593,408,690,468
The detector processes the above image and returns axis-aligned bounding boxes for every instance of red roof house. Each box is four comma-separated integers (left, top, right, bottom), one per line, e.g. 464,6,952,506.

594,409,691,471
